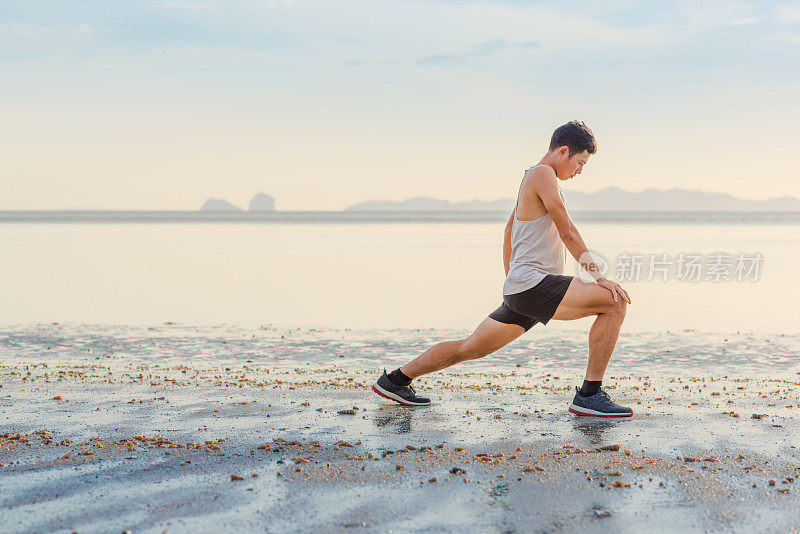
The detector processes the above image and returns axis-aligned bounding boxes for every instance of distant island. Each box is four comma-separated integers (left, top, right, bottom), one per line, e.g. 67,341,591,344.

200,198,242,212
200,193,276,212
249,193,276,212
345,187,800,212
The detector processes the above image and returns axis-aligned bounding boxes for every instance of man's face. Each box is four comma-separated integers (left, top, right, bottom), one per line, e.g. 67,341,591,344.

556,148,591,180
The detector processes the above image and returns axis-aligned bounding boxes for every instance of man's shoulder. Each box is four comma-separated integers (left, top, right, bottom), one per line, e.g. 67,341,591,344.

524,164,555,177
523,165,558,194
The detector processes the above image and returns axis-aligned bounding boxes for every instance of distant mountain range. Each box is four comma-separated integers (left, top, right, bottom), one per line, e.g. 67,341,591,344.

344,187,800,212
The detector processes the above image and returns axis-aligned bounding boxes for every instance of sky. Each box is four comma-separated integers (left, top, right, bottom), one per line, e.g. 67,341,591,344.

1,0,799,210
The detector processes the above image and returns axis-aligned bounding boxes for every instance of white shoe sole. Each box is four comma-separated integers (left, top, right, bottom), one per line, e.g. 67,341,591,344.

568,403,633,417
371,382,431,406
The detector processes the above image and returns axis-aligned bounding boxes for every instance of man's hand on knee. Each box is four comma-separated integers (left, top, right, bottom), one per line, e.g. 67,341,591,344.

596,278,631,304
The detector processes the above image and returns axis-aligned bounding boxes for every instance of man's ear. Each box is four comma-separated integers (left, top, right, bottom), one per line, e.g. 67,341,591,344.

557,146,570,159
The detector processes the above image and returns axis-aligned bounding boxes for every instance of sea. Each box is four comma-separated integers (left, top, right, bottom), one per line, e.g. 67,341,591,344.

1,211,798,377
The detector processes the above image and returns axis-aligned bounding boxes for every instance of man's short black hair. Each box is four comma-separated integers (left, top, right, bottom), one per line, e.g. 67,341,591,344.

549,121,597,157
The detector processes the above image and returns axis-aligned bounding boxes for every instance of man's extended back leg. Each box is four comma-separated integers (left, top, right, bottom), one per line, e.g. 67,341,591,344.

400,317,525,379
371,317,524,406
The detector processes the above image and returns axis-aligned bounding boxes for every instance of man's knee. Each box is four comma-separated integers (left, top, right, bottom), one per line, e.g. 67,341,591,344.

457,338,491,361
605,297,627,319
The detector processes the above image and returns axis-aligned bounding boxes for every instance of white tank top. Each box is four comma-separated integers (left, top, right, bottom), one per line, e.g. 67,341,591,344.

502,164,566,295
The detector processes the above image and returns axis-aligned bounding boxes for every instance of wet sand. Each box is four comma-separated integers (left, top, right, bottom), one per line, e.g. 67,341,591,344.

2,356,800,533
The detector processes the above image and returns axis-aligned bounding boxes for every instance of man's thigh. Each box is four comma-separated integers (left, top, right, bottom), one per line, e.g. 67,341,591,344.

551,278,618,321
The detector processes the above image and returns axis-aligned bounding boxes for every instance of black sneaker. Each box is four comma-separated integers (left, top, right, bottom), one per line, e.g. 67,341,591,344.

371,368,431,406
569,387,633,417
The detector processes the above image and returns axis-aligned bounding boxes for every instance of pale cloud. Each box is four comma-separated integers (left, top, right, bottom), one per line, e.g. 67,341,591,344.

774,3,800,23
0,23,95,37
728,17,760,26
417,38,539,65
771,31,800,43
247,0,295,9
670,0,762,30
160,1,217,9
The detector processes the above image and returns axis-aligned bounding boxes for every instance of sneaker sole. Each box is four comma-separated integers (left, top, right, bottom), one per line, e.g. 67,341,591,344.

568,404,633,418
371,384,431,407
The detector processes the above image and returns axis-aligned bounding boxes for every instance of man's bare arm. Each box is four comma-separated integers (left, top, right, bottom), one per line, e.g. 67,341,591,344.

503,209,514,276
530,169,631,303
528,169,592,269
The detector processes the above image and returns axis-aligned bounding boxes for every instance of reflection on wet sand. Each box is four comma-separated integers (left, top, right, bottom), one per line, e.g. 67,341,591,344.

572,418,622,445
486,482,512,511
373,405,417,434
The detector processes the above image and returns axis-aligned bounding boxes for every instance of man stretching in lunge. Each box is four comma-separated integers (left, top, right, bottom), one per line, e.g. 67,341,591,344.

371,121,634,417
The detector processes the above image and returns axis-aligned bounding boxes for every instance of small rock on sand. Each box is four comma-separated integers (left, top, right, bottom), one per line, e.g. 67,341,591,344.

522,465,544,472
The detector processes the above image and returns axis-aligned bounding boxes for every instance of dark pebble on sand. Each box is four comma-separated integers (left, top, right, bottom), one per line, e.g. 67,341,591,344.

588,507,612,519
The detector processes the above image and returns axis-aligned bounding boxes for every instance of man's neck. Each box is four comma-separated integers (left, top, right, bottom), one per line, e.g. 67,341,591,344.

537,152,558,175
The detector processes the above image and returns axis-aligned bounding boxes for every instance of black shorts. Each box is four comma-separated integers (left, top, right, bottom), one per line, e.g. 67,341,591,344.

488,274,574,332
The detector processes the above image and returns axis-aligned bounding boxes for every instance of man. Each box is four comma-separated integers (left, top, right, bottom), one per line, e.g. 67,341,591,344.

371,121,633,417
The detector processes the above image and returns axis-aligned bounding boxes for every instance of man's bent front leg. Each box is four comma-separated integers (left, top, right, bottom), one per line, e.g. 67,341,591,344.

400,318,525,379
585,301,627,380
551,278,629,382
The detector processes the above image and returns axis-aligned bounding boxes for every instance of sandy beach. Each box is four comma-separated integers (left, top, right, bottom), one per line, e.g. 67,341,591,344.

1,323,799,533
